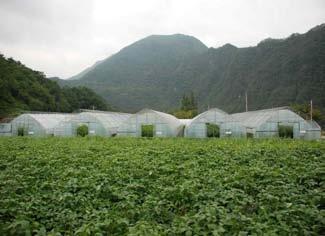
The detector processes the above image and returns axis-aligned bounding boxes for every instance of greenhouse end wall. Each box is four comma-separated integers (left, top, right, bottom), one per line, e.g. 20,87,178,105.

54,112,131,137
185,108,229,138
11,114,47,136
118,109,182,137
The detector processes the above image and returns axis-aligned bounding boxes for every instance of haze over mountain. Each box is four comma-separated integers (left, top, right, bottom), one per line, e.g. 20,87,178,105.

61,24,325,116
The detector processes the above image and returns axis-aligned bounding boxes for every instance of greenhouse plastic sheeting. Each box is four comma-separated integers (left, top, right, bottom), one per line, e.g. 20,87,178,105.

185,107,321,139
118,109,183,137
11,113,76,136
227,107,320,139
185,108,229,138
54,111,131,137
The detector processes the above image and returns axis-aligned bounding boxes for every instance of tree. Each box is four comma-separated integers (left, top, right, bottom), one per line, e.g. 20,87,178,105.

173,92,198,119
291,103,323,122
181,91,197,111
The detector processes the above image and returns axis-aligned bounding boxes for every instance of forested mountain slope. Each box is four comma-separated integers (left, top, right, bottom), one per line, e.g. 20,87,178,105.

0,54,111,119
64,25,325,115
65,34,209,111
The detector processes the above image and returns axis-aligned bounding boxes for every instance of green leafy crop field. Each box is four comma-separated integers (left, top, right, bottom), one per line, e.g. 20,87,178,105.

0,137,324,235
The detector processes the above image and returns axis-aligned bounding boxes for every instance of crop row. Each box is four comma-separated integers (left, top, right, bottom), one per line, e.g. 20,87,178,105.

0,137,324,235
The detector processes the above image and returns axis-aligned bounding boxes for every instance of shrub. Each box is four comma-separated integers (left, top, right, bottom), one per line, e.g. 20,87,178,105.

206,123,220,138
77,125,88,137
141,125,154,137
278,125,293,138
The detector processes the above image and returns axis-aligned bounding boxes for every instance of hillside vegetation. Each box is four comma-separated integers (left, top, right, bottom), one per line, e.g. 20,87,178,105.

0,54,111,119
63,25,325,117
0,138,324,235
63,34,209,111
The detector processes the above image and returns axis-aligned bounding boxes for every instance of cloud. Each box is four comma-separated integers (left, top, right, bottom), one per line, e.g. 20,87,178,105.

0,0,324,78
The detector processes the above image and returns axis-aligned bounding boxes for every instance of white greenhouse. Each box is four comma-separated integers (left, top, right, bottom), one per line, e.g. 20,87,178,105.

11,113,75,136
184,108,229,138
53,111,131,137
226,107,321,139
117,109,183,137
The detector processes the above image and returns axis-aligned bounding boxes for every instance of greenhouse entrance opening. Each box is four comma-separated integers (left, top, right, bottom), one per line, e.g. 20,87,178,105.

77,124,89,137
18,127,25,136
206,123,220,138
278,125,293,138
141,124,154,137
246,128,254,138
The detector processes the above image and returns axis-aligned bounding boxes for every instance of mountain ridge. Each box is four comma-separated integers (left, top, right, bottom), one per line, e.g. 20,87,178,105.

59,24,325,120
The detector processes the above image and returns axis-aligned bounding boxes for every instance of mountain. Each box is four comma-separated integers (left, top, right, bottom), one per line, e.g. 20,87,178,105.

0,54,111,118
55,25,325,117
63,34,208,111
173,25,325,113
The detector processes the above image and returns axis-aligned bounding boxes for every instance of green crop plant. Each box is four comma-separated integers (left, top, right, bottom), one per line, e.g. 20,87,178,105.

0,137,324,235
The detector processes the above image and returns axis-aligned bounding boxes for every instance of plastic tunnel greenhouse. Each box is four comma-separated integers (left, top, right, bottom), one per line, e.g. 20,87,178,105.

54,111,131,137
225,107,321,139
117,109,183,137
184,108,229,138
11,113,75,136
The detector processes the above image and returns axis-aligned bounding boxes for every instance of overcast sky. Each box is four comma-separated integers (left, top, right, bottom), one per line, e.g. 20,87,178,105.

0,0,325,79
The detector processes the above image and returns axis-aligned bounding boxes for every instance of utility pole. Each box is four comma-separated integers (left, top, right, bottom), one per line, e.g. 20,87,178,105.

310,100,313,121
245,91,248,112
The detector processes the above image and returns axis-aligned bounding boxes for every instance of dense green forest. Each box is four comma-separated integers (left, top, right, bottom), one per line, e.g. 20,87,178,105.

0,54,111,119
60,24,325,126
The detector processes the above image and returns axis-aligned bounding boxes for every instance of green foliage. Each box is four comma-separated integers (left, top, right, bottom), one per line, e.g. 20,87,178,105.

172,109,198,119
141,125,154,137
61,86,110,112
278,125,294,138
77,125,88,137
206,123,220,138
291,103,323,122
0,138,324,235
172,92,198,118
181,92,197,111
0,54,111,119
